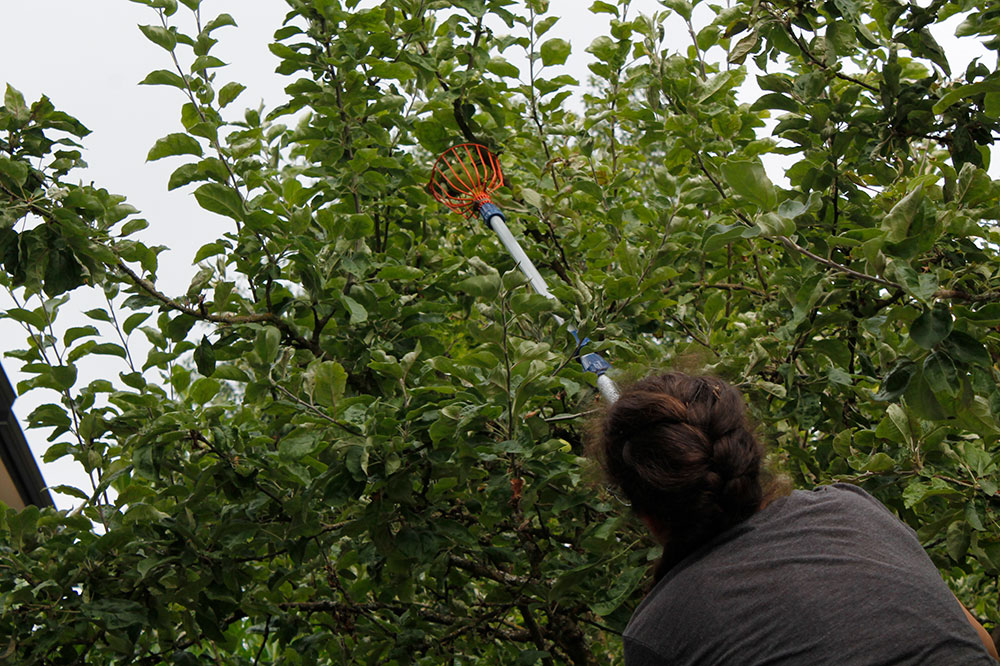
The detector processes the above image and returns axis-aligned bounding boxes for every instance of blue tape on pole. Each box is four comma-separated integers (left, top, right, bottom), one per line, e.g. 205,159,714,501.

580,352,612,376
567,327,590,349
479,202,505,227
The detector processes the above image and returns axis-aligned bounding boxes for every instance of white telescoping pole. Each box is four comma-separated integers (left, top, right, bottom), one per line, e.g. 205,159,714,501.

482,207,618,403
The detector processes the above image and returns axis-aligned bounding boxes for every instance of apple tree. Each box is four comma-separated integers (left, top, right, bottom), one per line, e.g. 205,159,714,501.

2,0,1000,663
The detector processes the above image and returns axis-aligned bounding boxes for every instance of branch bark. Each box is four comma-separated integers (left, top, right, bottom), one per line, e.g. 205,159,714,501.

447,556,531,586
116,261,326,359
281,600,534,642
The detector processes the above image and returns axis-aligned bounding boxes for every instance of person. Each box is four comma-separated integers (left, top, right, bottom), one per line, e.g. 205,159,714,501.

590,371,999,665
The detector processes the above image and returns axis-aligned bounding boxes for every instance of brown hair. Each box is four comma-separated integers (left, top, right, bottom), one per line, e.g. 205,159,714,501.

591,372,784,577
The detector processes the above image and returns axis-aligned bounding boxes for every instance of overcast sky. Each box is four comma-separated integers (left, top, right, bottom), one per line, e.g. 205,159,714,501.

0,1,994,509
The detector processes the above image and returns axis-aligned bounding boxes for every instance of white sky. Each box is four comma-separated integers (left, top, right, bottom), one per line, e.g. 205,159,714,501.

0,1,992,509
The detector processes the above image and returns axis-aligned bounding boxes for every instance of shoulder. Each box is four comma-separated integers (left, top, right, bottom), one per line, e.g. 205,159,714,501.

796,482,918,536
798,482,890,511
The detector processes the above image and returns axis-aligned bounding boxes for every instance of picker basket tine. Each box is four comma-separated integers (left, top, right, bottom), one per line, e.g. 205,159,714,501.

429,143,505,217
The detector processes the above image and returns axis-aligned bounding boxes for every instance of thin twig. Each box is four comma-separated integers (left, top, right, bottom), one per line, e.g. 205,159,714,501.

267,379,363,437
667,314,714,352
252,616,271,666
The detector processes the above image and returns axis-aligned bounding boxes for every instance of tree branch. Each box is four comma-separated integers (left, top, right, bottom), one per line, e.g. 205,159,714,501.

692,154,902,291
695,282,768,297
770,11,878,93
520,604,556,666
448,555,531,586
116,261,327,358
280,600,534,642
774,236,900,289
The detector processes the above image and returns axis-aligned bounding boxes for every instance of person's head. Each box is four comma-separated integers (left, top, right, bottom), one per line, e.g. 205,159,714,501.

591,371,783,575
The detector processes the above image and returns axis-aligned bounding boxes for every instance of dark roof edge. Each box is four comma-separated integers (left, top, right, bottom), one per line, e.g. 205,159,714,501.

0,367,54,508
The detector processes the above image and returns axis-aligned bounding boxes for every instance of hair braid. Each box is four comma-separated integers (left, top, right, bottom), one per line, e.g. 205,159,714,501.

590,372,779,574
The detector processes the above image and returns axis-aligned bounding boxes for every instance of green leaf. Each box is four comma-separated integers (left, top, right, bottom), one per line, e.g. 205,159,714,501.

191,55,226,73
123,503,170,525
5,308,46,329
51,365,78,391
540,38,571,66
68,341,98,363
123,312,151,335
902,478,955,508
661,0,692,20
962,304,1000,326
120,218,149,236
535,16,559,36
941,330,990,367
891,263,939,302
309,360,347,408
203,12,237,33
341,294,368,324
521,188,543,209
345,445,369,480
412,120,450,153
590,1,618,16
139,69,187,89
832,430,852,457
720,160,777,210
44,248,85,297
49,484,90,501
756,212,795,237
218,82,245,108
886,403,912,444
368,61,416,81
909,303,952,349
591,566,644,616
862,452,896,473
193,241,226,263
933,77,1000,114
946,520,970,562
985,92,1000,119
91,343,127,358
874,360,916,401
189,377,220,403
194,183,244,221
64,326,99,346
256,327,280,364
138,24,177,51
728,30,758,65
923,351,960,397
213,365,249,382
487,57,520,78
904,372,947,421
84,308,112,323
966,503,986,532
0,158,29,186
749,93,799,112
279,429,320,459
377,266,423,281
147,133,203,161
455,274,500,300
194,336,216,376
4,85,28,124
881,185,924,243
152,0,178,15
518,650,551,665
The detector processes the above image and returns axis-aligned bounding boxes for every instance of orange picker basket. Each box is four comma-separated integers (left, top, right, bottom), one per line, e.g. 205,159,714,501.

428,143,504,220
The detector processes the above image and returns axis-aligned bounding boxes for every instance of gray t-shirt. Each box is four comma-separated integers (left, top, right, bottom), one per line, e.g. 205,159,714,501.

624,483,994,665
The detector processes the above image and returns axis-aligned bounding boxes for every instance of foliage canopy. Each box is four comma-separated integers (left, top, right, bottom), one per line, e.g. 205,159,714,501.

3,0,1000,663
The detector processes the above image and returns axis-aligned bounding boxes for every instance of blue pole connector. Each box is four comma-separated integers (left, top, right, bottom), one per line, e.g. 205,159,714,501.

479,202,505,228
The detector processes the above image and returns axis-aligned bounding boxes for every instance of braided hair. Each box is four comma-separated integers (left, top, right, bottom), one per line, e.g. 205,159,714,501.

591,372,781,577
